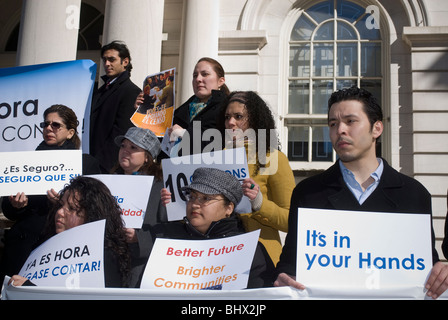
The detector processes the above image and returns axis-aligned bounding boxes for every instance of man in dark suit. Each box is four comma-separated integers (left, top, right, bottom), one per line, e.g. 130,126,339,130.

90,41,140,173
275,86,448,299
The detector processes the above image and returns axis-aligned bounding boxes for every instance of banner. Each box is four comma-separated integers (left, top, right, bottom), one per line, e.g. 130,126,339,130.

0,60,97,152
140,230,260,290
0,150,82,196
296,208,433,299
161,148,251,221
88,174,154,229
131,68,175,137
17,220,106,288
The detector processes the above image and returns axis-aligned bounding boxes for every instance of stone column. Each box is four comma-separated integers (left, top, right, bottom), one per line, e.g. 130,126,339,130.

178,0,219,105
102,0,165,87
16,0,81,66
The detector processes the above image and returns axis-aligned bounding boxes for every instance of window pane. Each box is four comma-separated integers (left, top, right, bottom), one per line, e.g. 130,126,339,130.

314,21,334,40
312,126,333,161
308,1,334,24
291,16,315,41
360,79,382,104
355,14,381,40
313,43,334,77
336,79,357,90
290,44,310,77
289,80,310,114
361,43,381,77
288,127,309,161
313,80,333,114
337,21,357,40
337,0,364,23
337,42,358,76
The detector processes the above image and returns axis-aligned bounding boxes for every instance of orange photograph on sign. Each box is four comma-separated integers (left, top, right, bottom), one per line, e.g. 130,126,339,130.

131,68,175,137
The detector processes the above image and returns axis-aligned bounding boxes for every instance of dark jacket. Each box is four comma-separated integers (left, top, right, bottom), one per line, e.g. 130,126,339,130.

90,71,141,173
276,159,439,277
172,90,226,156
128,179,168,288
149,214,275,288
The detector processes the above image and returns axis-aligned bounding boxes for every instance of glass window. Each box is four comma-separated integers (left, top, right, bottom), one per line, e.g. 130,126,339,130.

286,0,382,164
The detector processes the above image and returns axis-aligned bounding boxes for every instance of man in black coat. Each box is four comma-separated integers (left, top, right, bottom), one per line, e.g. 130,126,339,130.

90,41,140,173
274,86,448,299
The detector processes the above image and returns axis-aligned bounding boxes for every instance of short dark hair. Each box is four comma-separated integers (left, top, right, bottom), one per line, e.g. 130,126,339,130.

328,86,383,128
44,104,80,149
101,40,133,75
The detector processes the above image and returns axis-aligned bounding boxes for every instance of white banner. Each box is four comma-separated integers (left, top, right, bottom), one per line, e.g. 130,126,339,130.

0,60,96,152
140,230,260,290
0,150,82,196
17,220,106,288
88,174,154,229
296,208,433,299
161,148,251,221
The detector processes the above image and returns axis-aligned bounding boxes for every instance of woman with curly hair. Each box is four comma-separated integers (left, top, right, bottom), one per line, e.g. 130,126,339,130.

217,91,296,265
9,176,131,288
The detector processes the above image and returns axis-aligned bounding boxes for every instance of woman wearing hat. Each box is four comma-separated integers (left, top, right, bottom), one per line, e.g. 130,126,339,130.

112,127,167,287
155,167,274,288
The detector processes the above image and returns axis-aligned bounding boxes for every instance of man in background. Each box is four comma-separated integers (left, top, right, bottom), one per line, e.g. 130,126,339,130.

90,41,140,173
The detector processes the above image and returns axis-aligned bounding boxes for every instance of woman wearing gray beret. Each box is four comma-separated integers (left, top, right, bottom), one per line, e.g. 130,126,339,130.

112,127,167,287
154,167,275,288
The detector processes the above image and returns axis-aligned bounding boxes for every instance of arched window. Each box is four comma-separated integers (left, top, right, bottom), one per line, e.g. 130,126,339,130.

286,0,382,167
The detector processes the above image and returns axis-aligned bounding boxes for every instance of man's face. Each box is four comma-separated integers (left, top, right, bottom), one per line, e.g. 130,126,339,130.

102,49,129,79
328,100,383,164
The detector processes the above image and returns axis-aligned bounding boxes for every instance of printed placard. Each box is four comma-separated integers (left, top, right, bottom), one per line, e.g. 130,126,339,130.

0,150,82,196
161,148,251,221
296,208,433,296
140,230,260,290
18,220,106,288
89,174,154,229
131,68,175,137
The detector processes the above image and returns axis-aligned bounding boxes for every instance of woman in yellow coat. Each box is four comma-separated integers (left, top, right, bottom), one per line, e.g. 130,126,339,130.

219,91,296,265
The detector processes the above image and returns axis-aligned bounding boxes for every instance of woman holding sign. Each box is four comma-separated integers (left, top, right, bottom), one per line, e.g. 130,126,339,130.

156,168,274,288
112,126,167,287
217,91,295,265
135,57,229,157
8,176,131,288
0,104,100,289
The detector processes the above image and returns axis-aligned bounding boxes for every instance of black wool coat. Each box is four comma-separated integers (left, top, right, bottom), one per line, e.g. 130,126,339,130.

172,90,226,156
90,71,141,173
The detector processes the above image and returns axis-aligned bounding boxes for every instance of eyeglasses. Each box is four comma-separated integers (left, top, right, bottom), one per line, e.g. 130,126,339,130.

40,121,64,130
185,193,225,206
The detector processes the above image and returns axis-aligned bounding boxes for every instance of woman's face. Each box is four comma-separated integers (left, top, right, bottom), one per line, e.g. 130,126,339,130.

186,191,233,234
192,61,225,103
42,112,75,146
118,139,148,174
224,101,250,132
54,191,85,234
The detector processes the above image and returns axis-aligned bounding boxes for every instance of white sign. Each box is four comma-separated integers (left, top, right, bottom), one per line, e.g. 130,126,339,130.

89,174,154,229
140,230,260,290
0,150,82,196
296,208,433,298
18,220,106,288
162,148,251,221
